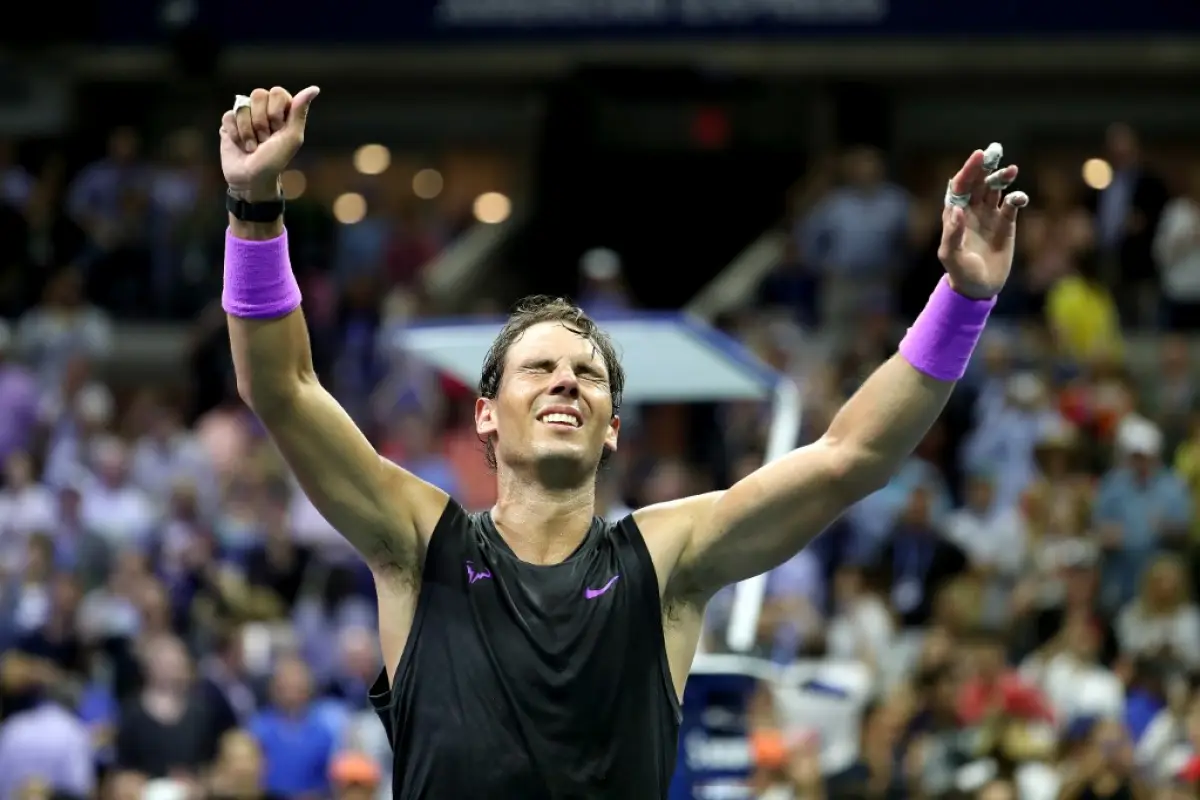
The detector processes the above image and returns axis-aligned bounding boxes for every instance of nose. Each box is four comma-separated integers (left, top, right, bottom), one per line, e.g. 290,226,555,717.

548,365,580,399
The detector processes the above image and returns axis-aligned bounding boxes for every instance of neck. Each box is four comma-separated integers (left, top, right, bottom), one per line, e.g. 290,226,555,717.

492,471,596,565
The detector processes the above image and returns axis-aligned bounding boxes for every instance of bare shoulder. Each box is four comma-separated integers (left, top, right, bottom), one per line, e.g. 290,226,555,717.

632,491,724,600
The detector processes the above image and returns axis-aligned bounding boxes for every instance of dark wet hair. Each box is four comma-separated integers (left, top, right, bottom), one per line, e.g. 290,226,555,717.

478,296,625,470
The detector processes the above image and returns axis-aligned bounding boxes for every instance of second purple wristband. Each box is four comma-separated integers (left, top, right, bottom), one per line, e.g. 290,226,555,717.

897,276,995,382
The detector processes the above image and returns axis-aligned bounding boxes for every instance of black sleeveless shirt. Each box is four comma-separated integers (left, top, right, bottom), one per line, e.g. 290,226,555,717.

370,500,682,799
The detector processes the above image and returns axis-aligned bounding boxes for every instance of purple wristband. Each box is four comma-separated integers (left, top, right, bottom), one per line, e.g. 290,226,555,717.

897,276,995,382
222,228,302,319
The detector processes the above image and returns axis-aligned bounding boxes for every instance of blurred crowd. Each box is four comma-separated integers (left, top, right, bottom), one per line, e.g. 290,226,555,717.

714,123,1200,799
2,113,1200,800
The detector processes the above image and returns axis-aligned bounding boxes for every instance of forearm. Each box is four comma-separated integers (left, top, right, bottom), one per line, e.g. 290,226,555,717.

825,276,992,491
823,355,953,491
228,310,315,412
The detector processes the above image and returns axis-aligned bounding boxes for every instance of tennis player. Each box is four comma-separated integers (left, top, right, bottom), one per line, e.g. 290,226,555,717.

218,86,1027,798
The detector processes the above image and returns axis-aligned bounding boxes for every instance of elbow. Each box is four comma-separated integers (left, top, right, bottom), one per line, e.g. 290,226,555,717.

823,438,891,502
237,370,310,418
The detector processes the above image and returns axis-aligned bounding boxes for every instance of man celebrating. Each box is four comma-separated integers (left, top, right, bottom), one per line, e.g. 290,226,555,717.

218,86,1027,798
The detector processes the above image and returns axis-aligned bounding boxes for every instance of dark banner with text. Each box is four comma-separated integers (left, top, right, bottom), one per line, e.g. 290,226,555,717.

100,0,1200,43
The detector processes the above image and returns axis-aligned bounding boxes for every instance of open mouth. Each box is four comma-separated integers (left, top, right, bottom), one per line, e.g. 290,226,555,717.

537,409,583,429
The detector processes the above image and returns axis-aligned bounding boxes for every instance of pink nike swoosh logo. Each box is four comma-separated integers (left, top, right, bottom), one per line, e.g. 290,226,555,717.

584,575,620,599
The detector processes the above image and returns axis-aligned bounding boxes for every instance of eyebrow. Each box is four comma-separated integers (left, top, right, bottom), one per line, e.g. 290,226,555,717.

522,356,607,379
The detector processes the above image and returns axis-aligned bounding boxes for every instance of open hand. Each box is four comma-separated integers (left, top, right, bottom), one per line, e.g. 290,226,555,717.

219,85,320,201
938,143,1030,299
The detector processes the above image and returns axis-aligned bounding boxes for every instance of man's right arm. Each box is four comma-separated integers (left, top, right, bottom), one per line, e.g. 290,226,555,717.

226,216,448,574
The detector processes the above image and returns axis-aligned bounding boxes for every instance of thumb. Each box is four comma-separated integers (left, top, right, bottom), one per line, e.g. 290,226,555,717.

287,86,321,132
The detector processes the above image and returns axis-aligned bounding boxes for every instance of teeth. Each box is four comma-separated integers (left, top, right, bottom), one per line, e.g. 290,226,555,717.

542,413,579,427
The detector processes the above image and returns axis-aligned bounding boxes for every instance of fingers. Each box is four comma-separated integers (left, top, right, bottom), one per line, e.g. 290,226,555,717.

982,164,1019,208
227,86,319,154
945,142,1026,215
946,149,984,207
287,86,321,134
999,190,1030,223
249,88,271,143
234,97,256,153
220,110,238,144
267,87,291,134
939,205,968,260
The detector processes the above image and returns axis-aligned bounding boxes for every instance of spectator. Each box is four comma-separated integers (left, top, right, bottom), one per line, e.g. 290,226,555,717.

250,655,335,798
15,268,112,392
0,138,33,210
198,631,258,728
0,684,94,800
1044,249,1123,364
0,322,38,465
78,437,156,550
0,452,56,557
957,628,1053,726
130,400,216,514
943,470,1027,585
43,380,116,490
961,373,1058,513
876,485,967,631
1,533,57,646
1095,416,1192,606
1014,164,1094,314
3,161,88,318
243,493,313,616
1115,556,1200,669
115,634,229,778
207,730,273,800
824,565,894,678
323,626,379,712
1056,716,1146,800
1088,123,1169,324
1142,335,1195,452
329,752,383,800
1021,610,1123,724
1153,163,1200,331
798,145,911,340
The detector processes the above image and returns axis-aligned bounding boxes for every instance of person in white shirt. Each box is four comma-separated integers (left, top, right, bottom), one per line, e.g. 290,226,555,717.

824,564,895,680
0,452,56,569
130,402,217,515
1020,611,1124,724
1116,555,1200,669
1153,165,1200,331
944,470,1027,579
79,436,157,548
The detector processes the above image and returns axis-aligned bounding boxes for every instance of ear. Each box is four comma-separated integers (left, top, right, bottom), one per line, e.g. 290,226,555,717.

603,414,620,454
475,397,496,438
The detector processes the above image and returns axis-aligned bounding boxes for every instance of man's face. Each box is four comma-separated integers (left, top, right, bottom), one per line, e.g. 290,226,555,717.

477,322,619,481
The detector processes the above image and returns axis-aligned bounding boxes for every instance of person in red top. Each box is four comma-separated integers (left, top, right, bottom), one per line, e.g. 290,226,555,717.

957,628,1055,725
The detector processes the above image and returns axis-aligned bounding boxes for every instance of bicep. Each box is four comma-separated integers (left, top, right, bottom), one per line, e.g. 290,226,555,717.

668,441,854,599
259,380,446,570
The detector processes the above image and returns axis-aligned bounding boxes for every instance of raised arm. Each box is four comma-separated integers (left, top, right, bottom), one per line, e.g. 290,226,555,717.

656,145,1030,602
219,86,447,573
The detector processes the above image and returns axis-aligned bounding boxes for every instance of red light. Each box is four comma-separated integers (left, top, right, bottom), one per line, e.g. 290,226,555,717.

691,107,729,150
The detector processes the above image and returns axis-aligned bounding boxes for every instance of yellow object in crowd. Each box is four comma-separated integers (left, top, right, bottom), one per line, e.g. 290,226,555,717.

1044,274,1123,362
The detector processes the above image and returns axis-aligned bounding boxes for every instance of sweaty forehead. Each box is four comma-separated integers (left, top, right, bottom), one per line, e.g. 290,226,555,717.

506,321,605,371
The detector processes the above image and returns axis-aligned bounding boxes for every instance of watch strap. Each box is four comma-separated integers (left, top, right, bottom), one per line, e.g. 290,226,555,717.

226,189,285,223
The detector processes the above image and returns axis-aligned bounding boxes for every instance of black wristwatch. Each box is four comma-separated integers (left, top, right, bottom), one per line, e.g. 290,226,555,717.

226,188,285,223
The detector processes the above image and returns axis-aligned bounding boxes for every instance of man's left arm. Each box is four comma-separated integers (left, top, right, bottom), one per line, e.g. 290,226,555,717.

661,145,1029,602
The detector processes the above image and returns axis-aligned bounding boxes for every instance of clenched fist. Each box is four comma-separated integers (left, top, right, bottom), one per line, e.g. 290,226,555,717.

220,86,320,202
